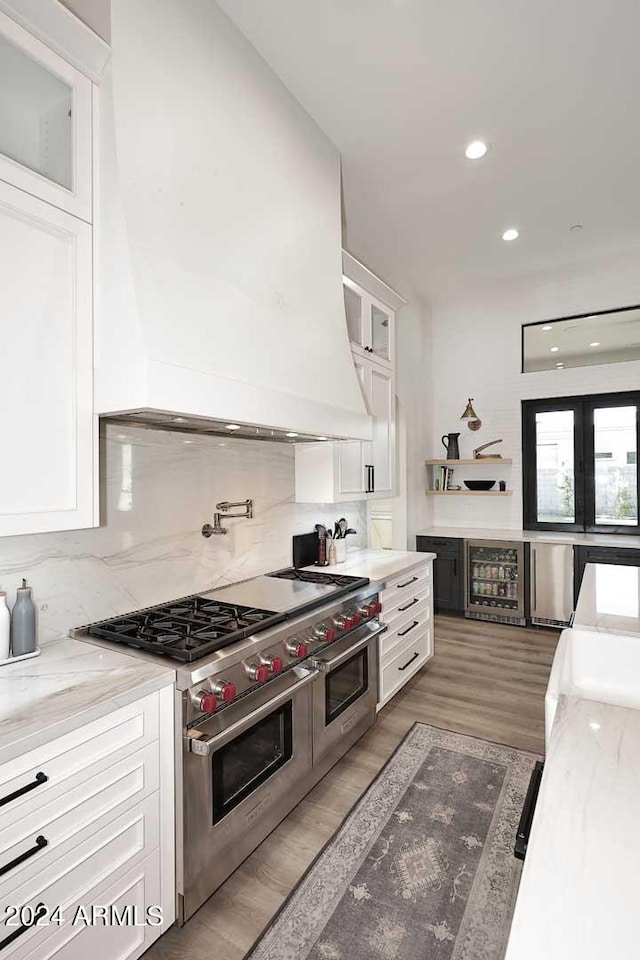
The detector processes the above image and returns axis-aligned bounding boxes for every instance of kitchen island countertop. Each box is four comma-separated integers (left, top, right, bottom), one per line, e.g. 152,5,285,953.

505,692,640,960
0,637,175,765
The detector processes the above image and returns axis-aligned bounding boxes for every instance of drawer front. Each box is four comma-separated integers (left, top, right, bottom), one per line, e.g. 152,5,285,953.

380,626,432,705
417,537,462,555
0,694,159,832
380,599,431,661
380,562,431,610
0,744,159,897
0,796,160,959
382,581,430,628
20,851,162,960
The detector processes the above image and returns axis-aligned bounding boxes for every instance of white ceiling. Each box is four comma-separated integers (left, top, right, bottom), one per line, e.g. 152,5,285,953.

217,0,640,299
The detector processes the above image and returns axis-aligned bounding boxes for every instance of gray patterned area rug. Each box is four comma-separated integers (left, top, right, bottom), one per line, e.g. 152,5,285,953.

246,723,540,960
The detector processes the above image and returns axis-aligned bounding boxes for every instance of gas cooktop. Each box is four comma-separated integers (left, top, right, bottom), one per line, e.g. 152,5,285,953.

88,597,286,662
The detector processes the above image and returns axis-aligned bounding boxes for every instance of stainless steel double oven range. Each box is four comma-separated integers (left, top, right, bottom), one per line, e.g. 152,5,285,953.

76,567,385,924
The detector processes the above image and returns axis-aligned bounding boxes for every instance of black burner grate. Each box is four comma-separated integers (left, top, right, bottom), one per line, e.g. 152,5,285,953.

268,569,367,587
88,597,286,662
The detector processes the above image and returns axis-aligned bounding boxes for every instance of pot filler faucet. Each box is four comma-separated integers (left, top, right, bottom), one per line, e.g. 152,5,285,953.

202,499,254,537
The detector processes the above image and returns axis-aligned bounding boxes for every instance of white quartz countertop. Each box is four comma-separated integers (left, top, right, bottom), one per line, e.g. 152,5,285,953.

416,525,640,548
505,694,640,960
573,562,640,636
303,548,433,584
0,638,175,765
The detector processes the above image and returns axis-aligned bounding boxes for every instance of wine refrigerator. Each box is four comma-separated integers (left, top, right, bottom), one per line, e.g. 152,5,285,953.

464,540,526,625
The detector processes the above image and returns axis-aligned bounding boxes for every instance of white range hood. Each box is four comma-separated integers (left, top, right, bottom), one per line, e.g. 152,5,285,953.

94,0,371,442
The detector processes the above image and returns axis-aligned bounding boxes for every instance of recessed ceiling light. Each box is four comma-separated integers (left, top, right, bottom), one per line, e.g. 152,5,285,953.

465,140,488,160
286,432,298,438
556,362,564,368
183,439,194,444
502,228,519,242
550,346,559,353
570,224,584,232
172,417,186,423
589,341,601,347
542,325,553,331
225,424,241,431
316,436,328,441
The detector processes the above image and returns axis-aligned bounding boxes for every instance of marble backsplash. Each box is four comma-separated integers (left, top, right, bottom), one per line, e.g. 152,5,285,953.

0,424,367,644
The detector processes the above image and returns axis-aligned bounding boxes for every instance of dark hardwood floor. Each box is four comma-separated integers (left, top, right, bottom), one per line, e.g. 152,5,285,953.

144,615,559,960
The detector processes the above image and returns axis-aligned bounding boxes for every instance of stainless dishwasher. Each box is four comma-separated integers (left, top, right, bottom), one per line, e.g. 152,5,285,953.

529,542,574,627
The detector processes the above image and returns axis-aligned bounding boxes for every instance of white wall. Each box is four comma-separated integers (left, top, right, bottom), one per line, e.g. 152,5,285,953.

59,0,110,41
428,249,640,531
0,424,367,644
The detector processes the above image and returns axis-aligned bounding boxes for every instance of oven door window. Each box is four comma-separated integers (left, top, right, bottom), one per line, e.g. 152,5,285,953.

325,649,368,725
212,701,293,824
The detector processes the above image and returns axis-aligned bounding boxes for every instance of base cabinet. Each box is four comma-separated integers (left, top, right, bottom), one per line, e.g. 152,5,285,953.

0,687,175,960
377,560,434,709
416,537,464,614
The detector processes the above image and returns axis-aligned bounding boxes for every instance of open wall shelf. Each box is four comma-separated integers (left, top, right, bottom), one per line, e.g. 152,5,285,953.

425,458,512,465
426,490,513,496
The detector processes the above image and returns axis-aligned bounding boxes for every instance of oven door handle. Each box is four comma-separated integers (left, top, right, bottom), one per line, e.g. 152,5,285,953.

188,668,319,757
311,622,387,673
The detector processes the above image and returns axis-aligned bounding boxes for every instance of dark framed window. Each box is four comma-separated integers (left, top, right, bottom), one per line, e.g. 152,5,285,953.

522,391,640,535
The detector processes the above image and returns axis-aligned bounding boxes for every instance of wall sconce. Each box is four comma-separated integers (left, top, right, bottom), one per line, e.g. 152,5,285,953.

460,398,482,432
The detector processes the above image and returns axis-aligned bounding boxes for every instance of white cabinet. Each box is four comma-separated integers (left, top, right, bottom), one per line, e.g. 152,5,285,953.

295,352,395,503
368,363,394,497
0,180,96,537
295,252,402,505
0,687,175,960
343,277,394,368
0,9,92,222
377,560,434,709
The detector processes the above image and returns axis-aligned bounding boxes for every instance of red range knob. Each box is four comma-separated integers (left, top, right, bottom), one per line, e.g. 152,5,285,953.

199,691,217,714
324,628,336,643
371,600,382,615
285,640,308,659
245,662,270,683
213,680,237,702
268,656,284,675
351,613,362,626
342,615,355,630
313,625,336,643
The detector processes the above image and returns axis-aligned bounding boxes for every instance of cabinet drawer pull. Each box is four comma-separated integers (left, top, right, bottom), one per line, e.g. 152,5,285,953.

397,576,419,589
398,651,420,672
0,836,48,878
0,772,48,808
398,597,419,612
397,620,419,637
0,903,46,951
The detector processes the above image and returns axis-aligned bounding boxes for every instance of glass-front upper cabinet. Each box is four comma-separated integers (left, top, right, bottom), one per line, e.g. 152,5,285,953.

371,302,391,363
0,10,92,221
342,277,394,368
